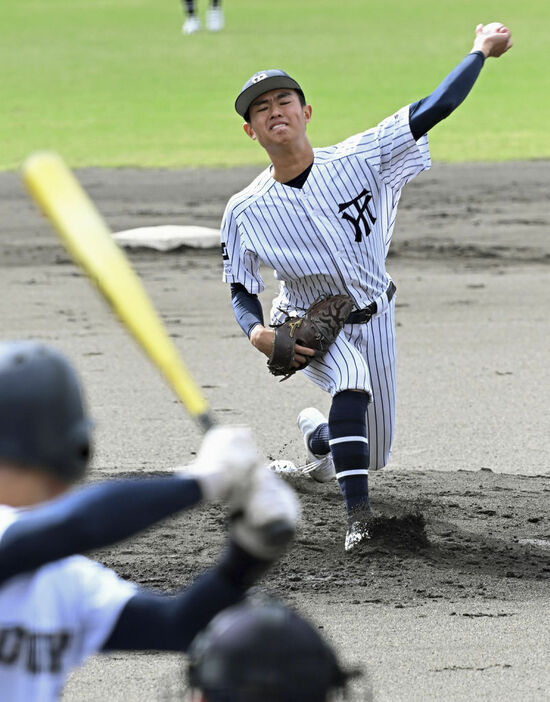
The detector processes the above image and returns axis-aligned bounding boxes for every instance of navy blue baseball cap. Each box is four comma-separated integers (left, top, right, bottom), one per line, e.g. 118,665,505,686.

235,69,305,119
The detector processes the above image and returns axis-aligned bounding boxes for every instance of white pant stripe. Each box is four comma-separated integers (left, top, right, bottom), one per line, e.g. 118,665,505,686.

328,435,369,446
336,469,369,479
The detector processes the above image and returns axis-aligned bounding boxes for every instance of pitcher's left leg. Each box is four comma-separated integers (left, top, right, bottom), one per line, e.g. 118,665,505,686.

363,301,397,471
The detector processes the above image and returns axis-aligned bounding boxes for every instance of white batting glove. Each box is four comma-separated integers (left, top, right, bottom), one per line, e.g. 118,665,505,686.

231,465,300,560
184,426,261,503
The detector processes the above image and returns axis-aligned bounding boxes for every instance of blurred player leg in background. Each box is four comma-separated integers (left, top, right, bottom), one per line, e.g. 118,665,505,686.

181,0,224,35
182,0,201,34
206,0,224,32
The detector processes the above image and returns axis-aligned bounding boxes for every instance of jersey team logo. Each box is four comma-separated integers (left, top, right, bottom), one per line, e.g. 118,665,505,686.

337,188,376,242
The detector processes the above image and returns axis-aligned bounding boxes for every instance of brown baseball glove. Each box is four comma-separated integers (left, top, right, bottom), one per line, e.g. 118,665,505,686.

267,294,354,380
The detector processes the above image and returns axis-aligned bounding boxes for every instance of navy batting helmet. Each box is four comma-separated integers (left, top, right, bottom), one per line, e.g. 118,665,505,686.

0,341,92,483
187,599,354,702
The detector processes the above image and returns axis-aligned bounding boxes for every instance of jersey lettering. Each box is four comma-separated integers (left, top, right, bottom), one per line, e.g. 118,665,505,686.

221,242,229,260
337,188,376,242
0,626,71,673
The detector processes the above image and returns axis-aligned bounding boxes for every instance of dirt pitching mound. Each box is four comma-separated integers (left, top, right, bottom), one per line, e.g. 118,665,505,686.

355,512,429,554
89,468,550,610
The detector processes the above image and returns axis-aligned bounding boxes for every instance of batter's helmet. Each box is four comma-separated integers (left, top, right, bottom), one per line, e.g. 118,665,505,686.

235,69,305,120
0,340,92,483
187,599,355,702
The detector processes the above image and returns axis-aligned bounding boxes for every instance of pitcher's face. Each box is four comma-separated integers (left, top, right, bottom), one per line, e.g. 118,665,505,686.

244,89,312,149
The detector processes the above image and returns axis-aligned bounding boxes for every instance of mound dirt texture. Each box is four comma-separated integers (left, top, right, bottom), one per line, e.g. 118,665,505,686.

0,161,549,701
93,468,550,603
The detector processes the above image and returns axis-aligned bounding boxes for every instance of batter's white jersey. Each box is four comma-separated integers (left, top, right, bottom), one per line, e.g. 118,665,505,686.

222,105,431,470
0,504,136,701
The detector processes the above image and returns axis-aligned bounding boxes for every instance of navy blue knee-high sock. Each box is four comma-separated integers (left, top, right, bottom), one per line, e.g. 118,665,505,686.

328,391,370,514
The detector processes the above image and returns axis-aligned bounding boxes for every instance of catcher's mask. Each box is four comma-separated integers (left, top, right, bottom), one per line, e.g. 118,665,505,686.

187,597,358,702
0,340,92,483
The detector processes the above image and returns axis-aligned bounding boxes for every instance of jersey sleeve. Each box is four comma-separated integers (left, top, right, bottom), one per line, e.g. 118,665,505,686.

374,105,431,191
65,556,137,664
221,204,265,295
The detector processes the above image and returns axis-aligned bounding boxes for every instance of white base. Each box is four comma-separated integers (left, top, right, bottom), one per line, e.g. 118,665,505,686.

113,225,219,251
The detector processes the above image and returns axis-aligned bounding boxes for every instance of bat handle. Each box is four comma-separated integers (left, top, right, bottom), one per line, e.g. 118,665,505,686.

197,412,216,433
261,518,296,548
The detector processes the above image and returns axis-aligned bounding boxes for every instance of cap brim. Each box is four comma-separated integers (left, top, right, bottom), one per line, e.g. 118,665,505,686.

235,76,303,118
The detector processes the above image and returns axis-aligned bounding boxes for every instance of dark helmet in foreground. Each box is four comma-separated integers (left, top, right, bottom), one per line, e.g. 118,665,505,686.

0,340,92,483
188,598,357,702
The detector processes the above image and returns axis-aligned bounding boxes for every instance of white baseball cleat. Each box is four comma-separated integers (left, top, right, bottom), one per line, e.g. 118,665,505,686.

206,7,224,32
182,16,201,34
297,407,336,483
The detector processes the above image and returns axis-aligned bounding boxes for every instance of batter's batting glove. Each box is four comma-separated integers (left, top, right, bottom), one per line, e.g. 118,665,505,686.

231,466,300,560
183,426,262,504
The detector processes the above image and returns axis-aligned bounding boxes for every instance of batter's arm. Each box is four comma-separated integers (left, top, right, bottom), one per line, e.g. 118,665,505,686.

103,541,271,651
0,477,203,584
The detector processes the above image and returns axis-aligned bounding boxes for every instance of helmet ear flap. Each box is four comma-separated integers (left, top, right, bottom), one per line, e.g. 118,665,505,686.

59,418,93,483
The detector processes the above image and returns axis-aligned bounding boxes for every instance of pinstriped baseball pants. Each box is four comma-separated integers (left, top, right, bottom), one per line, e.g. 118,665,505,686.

301,299,396,471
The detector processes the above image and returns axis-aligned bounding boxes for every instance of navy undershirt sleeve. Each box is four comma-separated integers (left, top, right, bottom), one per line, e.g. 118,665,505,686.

409,51,485,141
104,541,272,651
230,282,264,337
0,476,202,584
104,568,244,651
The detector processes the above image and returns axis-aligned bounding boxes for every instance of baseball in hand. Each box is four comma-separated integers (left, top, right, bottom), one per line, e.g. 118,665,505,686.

475,22,512,58
481,22,504,35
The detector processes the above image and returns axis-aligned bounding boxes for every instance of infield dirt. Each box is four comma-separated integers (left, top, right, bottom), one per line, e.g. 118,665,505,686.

1,161,549,701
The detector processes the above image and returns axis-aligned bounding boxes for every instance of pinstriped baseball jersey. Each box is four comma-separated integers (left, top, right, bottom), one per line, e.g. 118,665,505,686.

221,105,430,324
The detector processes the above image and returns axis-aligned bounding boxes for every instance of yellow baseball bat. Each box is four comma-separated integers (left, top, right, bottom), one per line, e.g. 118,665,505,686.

22,151,214,433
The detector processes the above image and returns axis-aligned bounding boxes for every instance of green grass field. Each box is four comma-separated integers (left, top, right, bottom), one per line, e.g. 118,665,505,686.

1,0,548,169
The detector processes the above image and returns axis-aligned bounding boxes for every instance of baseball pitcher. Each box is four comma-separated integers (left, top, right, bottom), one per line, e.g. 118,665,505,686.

221,23,513,550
